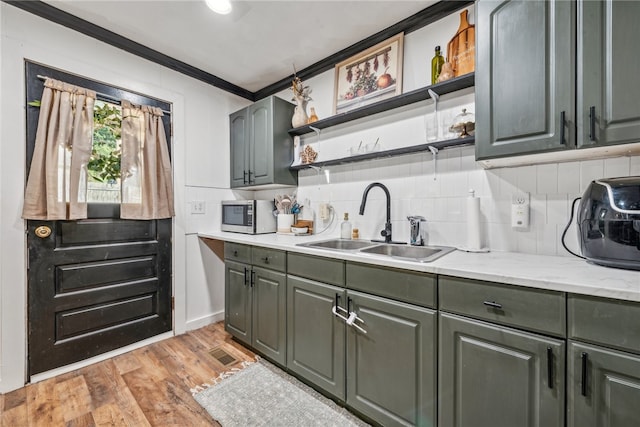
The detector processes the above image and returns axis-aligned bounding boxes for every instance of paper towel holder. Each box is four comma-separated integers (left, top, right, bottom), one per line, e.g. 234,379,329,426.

458,189,490,253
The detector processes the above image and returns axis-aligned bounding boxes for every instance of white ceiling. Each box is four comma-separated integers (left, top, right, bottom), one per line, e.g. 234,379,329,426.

42,0,434,93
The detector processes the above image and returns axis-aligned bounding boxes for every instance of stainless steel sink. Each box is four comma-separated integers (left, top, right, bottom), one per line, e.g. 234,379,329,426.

359,244,455,262
298,239,455,262
297,239,377,251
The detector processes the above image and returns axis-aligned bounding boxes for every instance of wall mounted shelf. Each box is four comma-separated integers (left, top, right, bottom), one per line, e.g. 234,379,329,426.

290,136,474,170
288,73,474,137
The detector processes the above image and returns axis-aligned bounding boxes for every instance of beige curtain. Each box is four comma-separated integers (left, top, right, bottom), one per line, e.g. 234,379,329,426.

22,79,96,220
120,100,174,219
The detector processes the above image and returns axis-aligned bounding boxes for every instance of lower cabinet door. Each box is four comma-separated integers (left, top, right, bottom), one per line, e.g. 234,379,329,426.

568,341,640,427
346,291,436,427
439,312,565,427
225,260,251,345
252,266,286,366
287,275,346,400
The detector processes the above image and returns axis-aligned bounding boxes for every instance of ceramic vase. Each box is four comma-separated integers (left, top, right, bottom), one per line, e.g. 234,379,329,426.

292,101,309,128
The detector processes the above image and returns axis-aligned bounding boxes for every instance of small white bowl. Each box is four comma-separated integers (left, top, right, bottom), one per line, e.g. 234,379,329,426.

291,226,308,234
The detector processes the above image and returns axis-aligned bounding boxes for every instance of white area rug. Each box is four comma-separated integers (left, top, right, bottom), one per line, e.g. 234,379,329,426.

192,359,368,426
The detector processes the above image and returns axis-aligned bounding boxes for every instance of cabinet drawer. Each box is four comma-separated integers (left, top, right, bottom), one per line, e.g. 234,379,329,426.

251,247,286,272
346,262,436,308
569,294,640,355
287,253,344,286
439,276,566,337
224,242,251,263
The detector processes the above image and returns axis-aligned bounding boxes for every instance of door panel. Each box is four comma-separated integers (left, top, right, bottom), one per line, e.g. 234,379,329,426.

439,312,565,427
568,341,640,427
224,260,252,345
252,266,286,365
230,110,248,187
287,275,345,400
476,0,574,159
28,218,172,375
346,291,436,426
578,0,640,147
250,98,273,185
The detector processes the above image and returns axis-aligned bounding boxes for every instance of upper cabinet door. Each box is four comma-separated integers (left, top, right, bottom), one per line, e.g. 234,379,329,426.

229,109,249,188
476,0,575,160
249,97,274,186
578,0,640,148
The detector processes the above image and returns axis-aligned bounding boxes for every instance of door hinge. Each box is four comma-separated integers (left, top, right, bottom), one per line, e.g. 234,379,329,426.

171,296,175,310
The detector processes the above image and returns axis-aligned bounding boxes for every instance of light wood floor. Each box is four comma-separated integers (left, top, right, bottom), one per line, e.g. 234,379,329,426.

0,322,256,426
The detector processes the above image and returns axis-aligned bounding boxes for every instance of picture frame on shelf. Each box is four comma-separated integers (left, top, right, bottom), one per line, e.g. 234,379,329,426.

333,33,404,115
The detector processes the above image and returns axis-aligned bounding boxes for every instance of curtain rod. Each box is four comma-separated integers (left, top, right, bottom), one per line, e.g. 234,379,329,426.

36,75,172,115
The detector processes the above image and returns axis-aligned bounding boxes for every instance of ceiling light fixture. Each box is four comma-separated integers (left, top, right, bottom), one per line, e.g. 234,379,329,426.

205,0,232,15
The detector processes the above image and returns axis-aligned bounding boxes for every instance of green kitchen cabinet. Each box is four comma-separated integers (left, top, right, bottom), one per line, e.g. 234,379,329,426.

287,258,438,426
286,274,346,400
567,341,640,427
230,96,297,188
224,259,252,345
476,0,575,160
577,0,640,148
346,290,437,427
439,312,565,427
567,294,640,426
224,243,287,366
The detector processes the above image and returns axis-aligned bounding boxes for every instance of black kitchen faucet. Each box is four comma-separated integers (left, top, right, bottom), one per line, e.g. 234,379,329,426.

359,182,405,244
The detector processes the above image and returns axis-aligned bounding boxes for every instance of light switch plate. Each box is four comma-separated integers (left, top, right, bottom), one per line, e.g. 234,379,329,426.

511,193,529,228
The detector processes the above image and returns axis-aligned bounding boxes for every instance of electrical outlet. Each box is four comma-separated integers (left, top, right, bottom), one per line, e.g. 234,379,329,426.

319,203,331,221
511,193,529,228
191,200,206,214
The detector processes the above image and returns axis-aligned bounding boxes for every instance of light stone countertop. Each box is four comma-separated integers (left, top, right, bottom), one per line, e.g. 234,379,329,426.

198,231,640,303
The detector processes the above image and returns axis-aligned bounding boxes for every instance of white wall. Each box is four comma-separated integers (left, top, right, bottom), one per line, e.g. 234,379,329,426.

252,4,640,256
0,4,249,392
258,148,640,256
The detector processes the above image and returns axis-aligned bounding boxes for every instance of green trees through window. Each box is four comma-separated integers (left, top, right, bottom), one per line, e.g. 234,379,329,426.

87,101,122,203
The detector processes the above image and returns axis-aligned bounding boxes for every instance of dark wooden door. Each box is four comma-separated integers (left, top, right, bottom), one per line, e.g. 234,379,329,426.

25,62,173,376
27,206,172,375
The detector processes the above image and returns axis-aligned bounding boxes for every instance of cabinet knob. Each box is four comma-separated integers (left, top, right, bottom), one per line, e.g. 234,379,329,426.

261,256,270,264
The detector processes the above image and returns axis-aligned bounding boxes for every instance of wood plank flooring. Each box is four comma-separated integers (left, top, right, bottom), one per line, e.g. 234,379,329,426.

0,322,255,426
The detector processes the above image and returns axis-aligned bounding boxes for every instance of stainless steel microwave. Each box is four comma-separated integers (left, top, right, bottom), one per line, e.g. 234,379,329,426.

221,200,276,234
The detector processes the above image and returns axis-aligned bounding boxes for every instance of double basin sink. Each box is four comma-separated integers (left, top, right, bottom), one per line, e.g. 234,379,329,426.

297,239,455,263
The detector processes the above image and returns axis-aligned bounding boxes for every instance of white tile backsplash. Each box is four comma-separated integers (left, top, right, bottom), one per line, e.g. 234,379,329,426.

253,149,640,257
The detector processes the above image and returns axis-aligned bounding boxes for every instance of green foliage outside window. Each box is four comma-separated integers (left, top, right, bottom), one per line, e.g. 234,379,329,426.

88,102,122,183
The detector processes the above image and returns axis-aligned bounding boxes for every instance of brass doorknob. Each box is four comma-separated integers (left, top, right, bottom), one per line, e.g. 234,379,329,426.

34,225,52,238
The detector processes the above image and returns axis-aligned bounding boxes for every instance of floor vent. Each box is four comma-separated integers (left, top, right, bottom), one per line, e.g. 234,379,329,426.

209,347,237,366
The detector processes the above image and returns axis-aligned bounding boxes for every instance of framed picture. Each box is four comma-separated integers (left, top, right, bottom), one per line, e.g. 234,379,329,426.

333,33,404,115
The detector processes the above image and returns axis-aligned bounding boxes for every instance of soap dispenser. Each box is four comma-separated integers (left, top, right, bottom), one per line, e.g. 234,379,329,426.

341,213,352,239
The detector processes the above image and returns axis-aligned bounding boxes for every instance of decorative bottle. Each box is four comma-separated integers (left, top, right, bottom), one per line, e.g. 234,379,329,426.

340,213,352,239
308,107,319,124
431,45,445,84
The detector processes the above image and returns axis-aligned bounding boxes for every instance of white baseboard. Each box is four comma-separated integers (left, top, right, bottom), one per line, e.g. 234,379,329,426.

185,310,224,331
